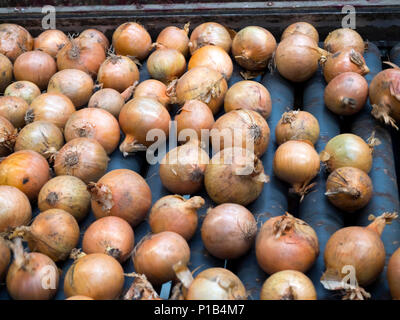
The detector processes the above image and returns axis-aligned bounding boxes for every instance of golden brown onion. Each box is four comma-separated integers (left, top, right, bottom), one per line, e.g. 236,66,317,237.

34,29,69,58
0,96,29,128
324,28,365,55
0,53,12,93
0,237,10,280
0,24,33,62
134,79,170,107
388,247,400,300
156,24,190,56
4,81,41,104
147,48,186,84
0,115,17,157
189,22,232,54
281,22,319,43
78,29,109,52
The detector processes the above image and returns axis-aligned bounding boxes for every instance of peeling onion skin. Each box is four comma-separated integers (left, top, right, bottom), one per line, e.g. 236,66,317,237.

134,79,170,108
4,81,41,105
0,96,29,129
78,29,110,52
189,22,232,55
0,115,17,157
260,270,317,300
0,53,13,93
0,24,33,62
324,28,365,55
281,22,319,43
156,25,190,57
88,88,126,118
147,48,187,84
388,247,400,300
0,237,10,281
34,29,69,58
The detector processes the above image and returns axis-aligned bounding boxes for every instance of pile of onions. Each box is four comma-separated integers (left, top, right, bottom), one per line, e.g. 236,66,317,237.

224,81,271,118
260,270,317,300
88,169,152,226
0,150,50,201
0,96,29,128
273,140,320,197
320,133,374,173
388,247,400,300
156,24,190,56
324,72,368,115
26,93,76,129
119,97,170,156
232,26,277,71
15,121,64,160
134,79,170,108
0,115,17,157
133,231,190,285
0,186,31,232
275,110,320,145
38,175,91,222
5,80,41,104
47,69,94,108
324,28,365,54
201,203,257,259
0,23,33,62
12,209,80,262
211,109,270,157
281,22,319,43
97,55,139,93
160,140,210,195
54,137,109,184
78,29,109,52
88,87,133,117
0,53,12,92
64,252,124,300
149,195,204,241
0,237,10,280
188,45,233,80
325,166,373,212
189,22,232,54
169,67,228,115
34,29,69,58
256,212,319,274
82,216,135,263
147,48,186,84
64,108,120,154
112,22,152,60
321,212,398,299
205,147,269,205
275,34,328,82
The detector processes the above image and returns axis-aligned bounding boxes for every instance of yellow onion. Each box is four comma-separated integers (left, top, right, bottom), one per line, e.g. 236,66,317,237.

0,53,12,93
0,96,29,128
324,28,365,55
134,79,170,108
0,237,10,280
0,24,33,62
156,24,190,56
189,22,232,54
281,22,319,43
0,115,17,157
147,48,186,84
388,247,400,300
34,29,69,58
4,81,41,104
78,29,109,52
88,86,134,118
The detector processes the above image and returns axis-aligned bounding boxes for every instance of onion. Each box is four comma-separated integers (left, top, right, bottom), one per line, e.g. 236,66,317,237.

64,252,124,300
0,185,31,233
88,88,132,118
78,29,109,52
149,195,204,241
321,212,398,299
4,81,41,104
232,26,277,71
275,34,328,82
320,133,374,173
66,295,94,300
189,22,232,54
0,237,10,280
388,247,400,300
224,80,271,118
201,203,257,259
97,55,140,93
260,270,317,300
134,79,170,107
325,166,373,212
26,93,76,129
275,110,320,145
47,69,94,108
273,140,320,197
119,97,170,156
82,216,134,263
64,108,120,154
0,115,17,157
211,109,270,157
147,48,186,84
0,24,33,62
0,150,50,201
324,28,365,55
188,45,233,80
112,22,152,60
34,29,69,58
15,121,64,160
0,96,29,128
156,24,190,56
281,22,319,43
205,147,268,205
0,53,12,93
88,169,152,227
38,175,91,222
54,137,109,184
133,231,190,285
256,212,319,274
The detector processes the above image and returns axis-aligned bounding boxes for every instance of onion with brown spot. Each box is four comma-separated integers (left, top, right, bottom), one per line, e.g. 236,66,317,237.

189,22,232,54
4,81,41,105
78,29,109,52
0,115,17,157
0,53,12,93
147,48,187,84
281,22,319,43
34,29,69,58
0,24,33,62
324,28,365,55
0,96,29,128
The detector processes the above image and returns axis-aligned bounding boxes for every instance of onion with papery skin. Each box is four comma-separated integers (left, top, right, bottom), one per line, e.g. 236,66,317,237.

281,22,319,43
0,185,31,232
156,24,190,56
78,29,109,52
38,175,91,222
0,115,17,157
275,110,320,145
256,212,319,274
47,69,94,108
205,147,269,205
273,140,320,197
149,195,204,241
189,22,232,55
388,247,400,300
0,53,12,93
224,80,271,118
64,252,124,300
211,109,270,157
112,22,152,60
260,270,317,300
34,29,69,58
0,150,50,201
122,273,162,300
119,97,170,156
88,169,151,227
324,28,365,55
26,93,76,129
201,203,257,259
0,96,29,128
133,231,190,285
97,55,139,93
88,87,133,118
0,237,10,280
5,81,41,104
15,121,64,160
0,24,33,62
147,48,186,84
134,79,170,107
232,26,277,71
321,212,398,300
82,216,134,263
